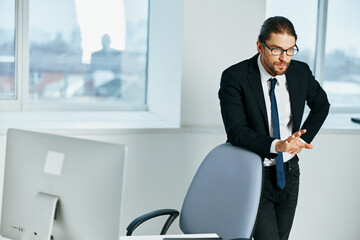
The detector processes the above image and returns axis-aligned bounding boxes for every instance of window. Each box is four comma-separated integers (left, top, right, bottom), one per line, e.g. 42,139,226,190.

322,0,360,109
266,0,360,111
0,0,149,110
266,0,318,72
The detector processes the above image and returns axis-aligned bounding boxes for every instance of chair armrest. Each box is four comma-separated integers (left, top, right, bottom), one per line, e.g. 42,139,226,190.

126,209,180,236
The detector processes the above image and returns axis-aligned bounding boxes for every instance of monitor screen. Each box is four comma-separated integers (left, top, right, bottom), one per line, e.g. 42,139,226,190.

1,128,127,240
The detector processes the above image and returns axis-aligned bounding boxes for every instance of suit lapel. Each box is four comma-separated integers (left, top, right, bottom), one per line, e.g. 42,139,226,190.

246,55,302,134
247,54,269,132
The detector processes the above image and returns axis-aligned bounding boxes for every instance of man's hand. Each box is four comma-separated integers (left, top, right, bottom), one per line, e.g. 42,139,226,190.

275,129,314,155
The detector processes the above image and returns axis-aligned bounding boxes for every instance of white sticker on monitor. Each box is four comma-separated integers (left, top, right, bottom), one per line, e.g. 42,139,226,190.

44,151,65,176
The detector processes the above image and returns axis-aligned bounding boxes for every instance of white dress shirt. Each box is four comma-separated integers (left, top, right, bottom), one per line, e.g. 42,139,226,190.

257,55,294,166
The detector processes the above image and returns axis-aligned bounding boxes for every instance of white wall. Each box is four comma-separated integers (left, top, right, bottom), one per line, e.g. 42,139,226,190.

1,130,358,240
1,1,360,240
72,131,360,240
292,131,360,240
181,0,265,127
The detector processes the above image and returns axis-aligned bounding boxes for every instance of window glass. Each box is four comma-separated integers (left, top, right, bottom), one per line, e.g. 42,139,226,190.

323,0,360,108
266,0,318,72
0,0,16,99
29,0,149,107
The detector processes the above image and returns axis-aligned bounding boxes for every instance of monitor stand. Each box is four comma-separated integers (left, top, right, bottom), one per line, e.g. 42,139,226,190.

21,193,59,240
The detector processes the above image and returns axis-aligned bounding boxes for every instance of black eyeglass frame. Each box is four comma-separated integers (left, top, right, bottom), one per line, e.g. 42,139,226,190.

261,41,299,56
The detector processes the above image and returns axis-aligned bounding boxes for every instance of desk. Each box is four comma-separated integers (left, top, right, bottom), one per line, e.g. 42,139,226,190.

120,233,220,240
0,233,219,240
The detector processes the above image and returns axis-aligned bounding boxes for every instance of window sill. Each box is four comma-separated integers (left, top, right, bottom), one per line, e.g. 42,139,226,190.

0,111,179,136
0,112,358,136
319,113,360,134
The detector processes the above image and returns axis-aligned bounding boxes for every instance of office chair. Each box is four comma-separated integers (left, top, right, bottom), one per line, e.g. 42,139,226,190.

126,143,264,240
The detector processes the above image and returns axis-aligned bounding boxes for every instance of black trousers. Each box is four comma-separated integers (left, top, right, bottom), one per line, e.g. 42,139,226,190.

253,156,300,240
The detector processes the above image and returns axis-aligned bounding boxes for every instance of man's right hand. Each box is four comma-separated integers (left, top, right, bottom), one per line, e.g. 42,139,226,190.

275,129,314,155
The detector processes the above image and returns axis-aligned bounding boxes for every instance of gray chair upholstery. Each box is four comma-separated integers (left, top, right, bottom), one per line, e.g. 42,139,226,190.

180,143,263,240
126,143,263,240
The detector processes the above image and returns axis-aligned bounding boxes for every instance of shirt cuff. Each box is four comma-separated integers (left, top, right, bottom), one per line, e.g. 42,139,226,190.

270,139,280,153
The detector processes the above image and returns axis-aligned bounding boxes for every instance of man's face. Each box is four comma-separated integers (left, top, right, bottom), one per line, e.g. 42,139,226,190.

256,33,296,76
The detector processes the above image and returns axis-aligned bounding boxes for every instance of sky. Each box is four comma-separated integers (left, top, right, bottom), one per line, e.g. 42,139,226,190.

74,0,126,63
0,0,148,63
29,0,126,63
326,0,360,56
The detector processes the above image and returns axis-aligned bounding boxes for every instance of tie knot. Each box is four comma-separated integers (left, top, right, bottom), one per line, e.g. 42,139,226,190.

269,78,277,91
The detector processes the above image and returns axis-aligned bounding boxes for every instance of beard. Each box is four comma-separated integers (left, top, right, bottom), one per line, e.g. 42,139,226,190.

261,53,291,76
267,60,290,76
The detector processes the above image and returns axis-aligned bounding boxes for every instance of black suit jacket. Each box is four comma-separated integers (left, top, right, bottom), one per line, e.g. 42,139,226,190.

218,54,330,159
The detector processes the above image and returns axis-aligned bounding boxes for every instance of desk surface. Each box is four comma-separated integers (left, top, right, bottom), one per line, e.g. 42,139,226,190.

0,233,219,240
120,233,219,240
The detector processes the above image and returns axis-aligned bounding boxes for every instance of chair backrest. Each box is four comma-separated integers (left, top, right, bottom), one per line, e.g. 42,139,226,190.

179,143,263,240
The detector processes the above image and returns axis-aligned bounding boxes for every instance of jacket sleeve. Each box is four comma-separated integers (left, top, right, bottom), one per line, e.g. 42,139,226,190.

219,68,277,159
300,66,330,143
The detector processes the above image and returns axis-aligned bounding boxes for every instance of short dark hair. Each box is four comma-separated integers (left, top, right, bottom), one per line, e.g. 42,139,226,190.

258,16,297,43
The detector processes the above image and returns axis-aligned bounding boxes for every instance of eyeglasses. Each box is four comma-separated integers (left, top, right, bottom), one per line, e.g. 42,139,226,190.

261,41,299,56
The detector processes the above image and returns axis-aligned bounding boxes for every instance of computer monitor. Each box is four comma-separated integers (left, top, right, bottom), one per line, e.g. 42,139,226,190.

1,128,127,240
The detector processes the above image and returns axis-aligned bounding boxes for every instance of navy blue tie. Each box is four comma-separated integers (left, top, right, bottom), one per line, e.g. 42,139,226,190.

269,78,286,189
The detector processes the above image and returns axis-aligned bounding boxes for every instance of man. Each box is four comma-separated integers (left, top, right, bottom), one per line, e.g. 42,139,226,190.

218,16,330,240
